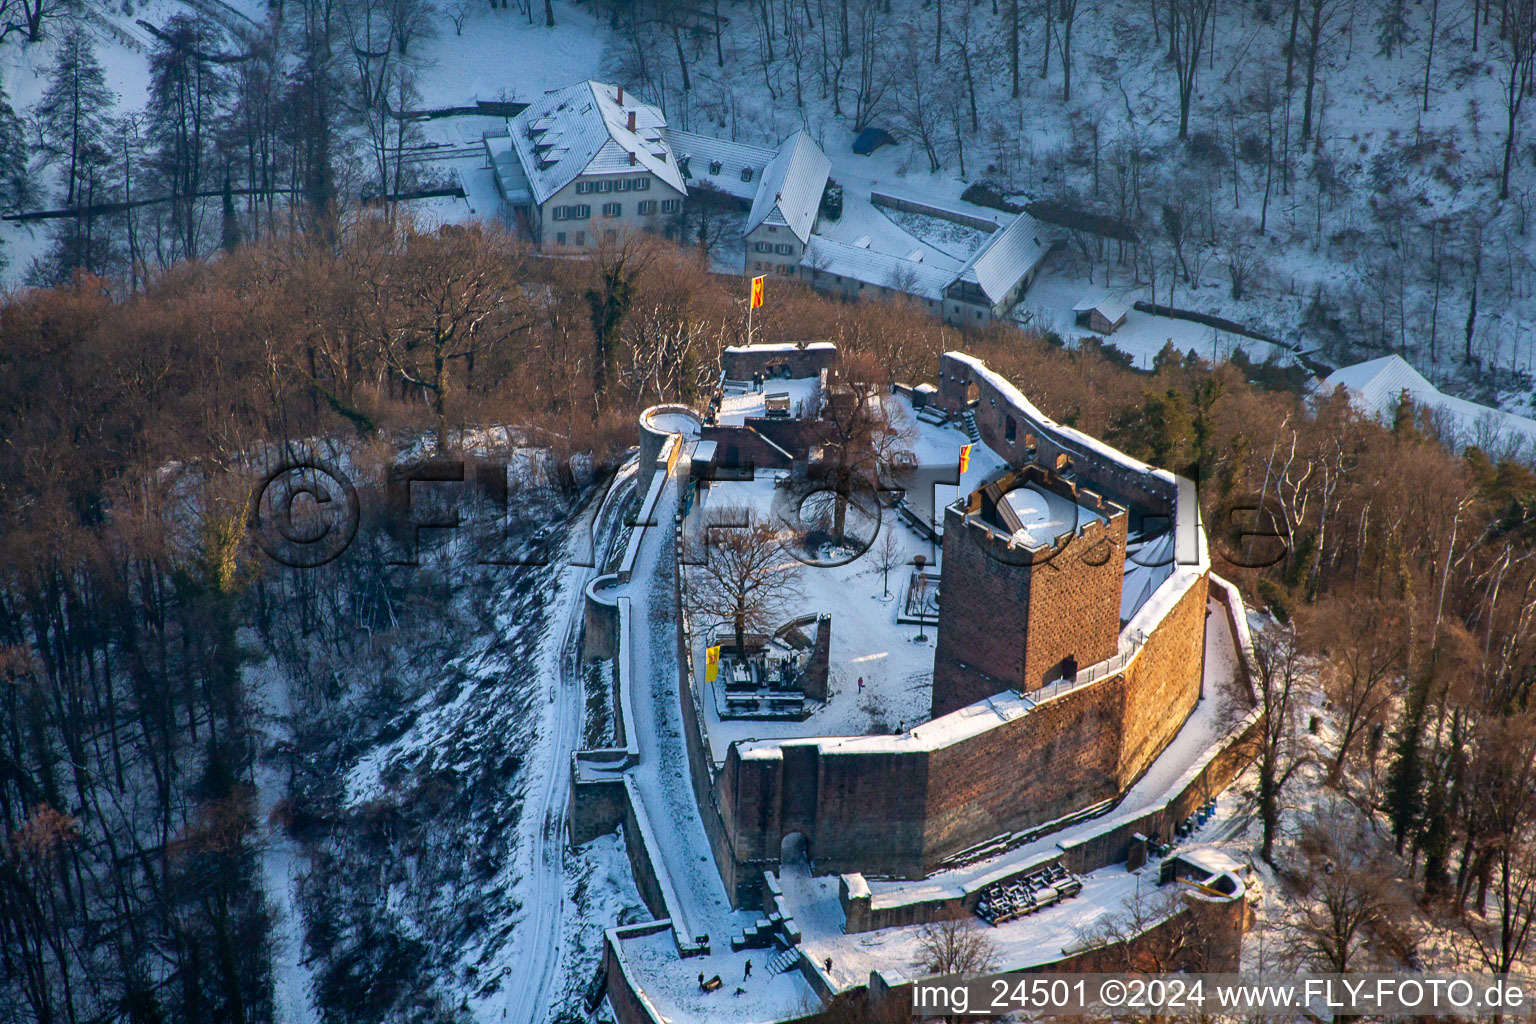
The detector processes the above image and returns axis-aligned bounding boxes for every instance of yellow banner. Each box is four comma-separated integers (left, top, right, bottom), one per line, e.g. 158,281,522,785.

750,275,765,309
705,645,721,683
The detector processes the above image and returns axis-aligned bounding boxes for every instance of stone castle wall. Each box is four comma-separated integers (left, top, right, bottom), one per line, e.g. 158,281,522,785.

713,573,1207,885
721,341,837,381
930,489,1129,717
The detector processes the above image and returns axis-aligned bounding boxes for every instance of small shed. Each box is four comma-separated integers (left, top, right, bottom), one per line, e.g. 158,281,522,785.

852,128,895,155
1072,290,1136,335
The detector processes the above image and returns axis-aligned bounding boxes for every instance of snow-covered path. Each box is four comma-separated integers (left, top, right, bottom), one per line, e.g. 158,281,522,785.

617,480,741,942
500,479,632,1024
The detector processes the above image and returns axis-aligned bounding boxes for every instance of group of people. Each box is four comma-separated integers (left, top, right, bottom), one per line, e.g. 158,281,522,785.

695,955,835,995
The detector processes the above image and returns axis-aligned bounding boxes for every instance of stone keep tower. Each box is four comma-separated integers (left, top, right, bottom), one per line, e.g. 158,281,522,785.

931,465,1128,718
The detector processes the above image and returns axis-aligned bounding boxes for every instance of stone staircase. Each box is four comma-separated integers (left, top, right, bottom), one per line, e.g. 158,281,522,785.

961,410,981,442
767,946,801,976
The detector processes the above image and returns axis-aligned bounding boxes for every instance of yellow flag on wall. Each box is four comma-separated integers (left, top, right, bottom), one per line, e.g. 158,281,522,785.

959,443,973,475
750,275,765,309
705,645,722,683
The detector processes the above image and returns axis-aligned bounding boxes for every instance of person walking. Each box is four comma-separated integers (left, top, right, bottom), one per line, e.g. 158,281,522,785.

744,959,753,980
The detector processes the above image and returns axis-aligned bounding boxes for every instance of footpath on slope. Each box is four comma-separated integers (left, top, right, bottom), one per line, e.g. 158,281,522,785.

617,480,742,942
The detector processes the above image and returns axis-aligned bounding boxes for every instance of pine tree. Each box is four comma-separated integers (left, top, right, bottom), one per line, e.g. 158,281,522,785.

0,70,29,273
0,71,29,214
34,26,113,209
1385,670,1429,853
147,14,229,261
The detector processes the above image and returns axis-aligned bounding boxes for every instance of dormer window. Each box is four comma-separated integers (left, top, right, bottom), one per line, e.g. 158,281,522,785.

709,160,723,175
741,167,754,182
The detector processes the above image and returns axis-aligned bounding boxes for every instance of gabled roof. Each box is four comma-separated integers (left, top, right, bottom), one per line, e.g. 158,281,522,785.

801,235,956,300
665,130,774,202
1320,354,1436,414
507,81,686,206
746,130,831,244
1072,289,1137,324
1320,354,1536,453
949,212,1050,306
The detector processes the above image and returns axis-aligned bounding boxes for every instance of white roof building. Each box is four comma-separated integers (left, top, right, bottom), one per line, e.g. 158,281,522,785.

801,235,958,301
505,81,687,206
1073,290,1137,326
1320,354,1536,456
949,212,1051,307
666,130,774,202
746,130,832,244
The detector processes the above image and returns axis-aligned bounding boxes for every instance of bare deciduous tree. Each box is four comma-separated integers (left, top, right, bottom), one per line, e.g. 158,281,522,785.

1289,801,1406,972
871,527,902,599
1315,589,1405,785
1496,0,1536,199
914,916,998,975
686,507,804,655
801,355,915,547
1251,626,1305,865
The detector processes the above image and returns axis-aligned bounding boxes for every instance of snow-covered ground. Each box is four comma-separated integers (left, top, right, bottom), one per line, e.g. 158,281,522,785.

1020,271,1295,370
772,595,1253,991
620,928,816,1023
687,389,1012,755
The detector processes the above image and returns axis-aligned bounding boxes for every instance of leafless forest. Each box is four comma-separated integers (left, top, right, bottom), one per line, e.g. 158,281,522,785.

0,216,1533,1018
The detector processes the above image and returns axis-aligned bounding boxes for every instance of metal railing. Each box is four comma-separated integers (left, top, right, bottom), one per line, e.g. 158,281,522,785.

1026,628,1149,705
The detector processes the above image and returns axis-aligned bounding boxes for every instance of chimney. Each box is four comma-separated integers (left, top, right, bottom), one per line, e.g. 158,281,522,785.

627,110,636,132
617,85,624,103
629,151,637,166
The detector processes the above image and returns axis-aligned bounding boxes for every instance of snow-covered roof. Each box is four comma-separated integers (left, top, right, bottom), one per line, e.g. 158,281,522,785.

665,129,773,202
484,134,532,204
1320,354,1536,454
951,212,1051,306
507,81,686,206
746,130,831,244
801,235,954,300
722,341,836,354
1072,289,1136,324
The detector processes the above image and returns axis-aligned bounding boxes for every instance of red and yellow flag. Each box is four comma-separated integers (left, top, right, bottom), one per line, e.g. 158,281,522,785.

959,443,973,474
750,275,765,309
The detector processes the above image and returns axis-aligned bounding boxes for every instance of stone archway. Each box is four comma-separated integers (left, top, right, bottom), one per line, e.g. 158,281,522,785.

780,831,811,873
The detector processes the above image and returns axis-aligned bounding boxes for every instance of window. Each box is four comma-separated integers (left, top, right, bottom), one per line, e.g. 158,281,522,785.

709,160,722,175
1005,416,1017,443
576,182,591,195
768,225,777,233
616,178,631,192
552,206,568,221
596,180,612,193
602,202,622,217
741,166,753,182
575,230,585,245
556,231,566,245
574,204,590,219
774,243,793,255
661,199,679,213
633,177,649,190
637,199,656,215
754,241,772,253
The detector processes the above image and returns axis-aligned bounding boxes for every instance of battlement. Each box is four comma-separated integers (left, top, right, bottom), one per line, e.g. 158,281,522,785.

949,463,1128,567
